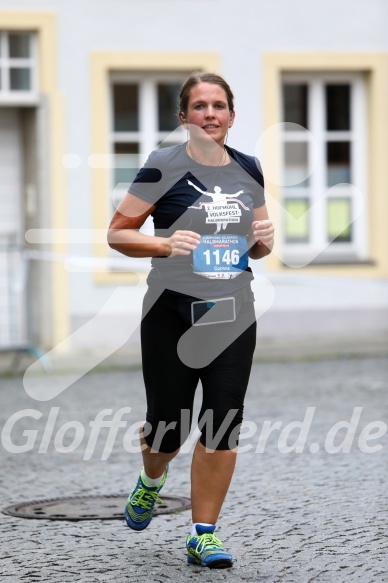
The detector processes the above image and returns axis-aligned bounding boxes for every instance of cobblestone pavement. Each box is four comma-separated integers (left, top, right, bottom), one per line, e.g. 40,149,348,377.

0,353,387,582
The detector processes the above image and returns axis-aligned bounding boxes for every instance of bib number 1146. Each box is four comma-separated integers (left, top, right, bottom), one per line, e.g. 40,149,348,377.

203,248,240,266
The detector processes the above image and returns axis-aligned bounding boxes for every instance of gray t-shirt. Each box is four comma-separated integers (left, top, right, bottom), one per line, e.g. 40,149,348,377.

129,143,265,299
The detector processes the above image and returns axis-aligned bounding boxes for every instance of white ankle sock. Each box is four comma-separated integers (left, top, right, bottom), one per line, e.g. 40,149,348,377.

141,468,164,487
191,523,215,536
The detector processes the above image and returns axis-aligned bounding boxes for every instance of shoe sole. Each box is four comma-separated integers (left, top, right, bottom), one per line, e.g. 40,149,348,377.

188,556,233,569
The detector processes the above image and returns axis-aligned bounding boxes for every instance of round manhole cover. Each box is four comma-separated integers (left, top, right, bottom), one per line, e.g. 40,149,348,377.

2,494,191,522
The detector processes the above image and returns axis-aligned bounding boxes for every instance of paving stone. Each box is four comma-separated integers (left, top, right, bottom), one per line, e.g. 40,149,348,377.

0,355,387,582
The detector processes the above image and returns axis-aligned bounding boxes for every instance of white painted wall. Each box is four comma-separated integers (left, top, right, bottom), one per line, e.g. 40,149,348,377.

1,0,387,341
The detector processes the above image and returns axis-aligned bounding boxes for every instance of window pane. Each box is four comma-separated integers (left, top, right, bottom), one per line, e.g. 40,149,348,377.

284,142,309,187
9,33,30,58
10,68,31,90
113,84,138,132
114,142,139,183
158,83,180,131
113,143,140,207
327,198,352,242
284,198,309,243
326,84,350,131
283,84,308,130
327,141,351,186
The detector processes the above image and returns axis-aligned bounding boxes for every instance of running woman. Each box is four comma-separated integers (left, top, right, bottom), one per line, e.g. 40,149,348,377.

108,72,274,569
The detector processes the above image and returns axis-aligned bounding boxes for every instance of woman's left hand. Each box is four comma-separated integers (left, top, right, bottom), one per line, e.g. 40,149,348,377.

252,219,275,250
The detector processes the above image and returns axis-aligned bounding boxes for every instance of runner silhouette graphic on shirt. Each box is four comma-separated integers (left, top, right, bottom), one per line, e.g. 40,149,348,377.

187,180,248,233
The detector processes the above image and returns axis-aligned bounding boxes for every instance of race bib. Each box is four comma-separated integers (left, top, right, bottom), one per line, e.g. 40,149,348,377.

193,234,249,279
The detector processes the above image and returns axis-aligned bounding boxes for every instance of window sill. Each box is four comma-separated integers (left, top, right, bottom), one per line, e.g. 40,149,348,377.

281,259,376,268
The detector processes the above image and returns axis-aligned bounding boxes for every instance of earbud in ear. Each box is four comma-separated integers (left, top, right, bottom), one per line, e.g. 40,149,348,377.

180,112,186,122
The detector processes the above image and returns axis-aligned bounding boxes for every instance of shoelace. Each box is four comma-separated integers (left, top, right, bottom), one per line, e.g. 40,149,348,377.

131,488,162,509
194,533,224,553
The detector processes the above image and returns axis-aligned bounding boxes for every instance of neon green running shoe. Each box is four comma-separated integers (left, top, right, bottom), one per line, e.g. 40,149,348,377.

125,466,168,531
186,524,233,568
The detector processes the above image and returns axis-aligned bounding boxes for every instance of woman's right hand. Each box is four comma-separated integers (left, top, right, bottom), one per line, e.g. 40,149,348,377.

166,230,201,257
108,193,201,258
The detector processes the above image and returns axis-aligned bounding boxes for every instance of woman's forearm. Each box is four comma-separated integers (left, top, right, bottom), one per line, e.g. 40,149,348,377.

108,229,171,258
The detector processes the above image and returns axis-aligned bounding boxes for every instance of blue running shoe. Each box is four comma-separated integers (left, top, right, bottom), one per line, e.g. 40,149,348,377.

186,524,233,568
125,466,168,531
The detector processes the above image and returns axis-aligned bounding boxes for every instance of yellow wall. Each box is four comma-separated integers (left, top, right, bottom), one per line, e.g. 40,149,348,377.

263,52,388,278
90,51,220,284
0,12,69,347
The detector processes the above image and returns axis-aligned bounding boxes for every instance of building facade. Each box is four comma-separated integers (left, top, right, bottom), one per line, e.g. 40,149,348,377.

0,0,387,356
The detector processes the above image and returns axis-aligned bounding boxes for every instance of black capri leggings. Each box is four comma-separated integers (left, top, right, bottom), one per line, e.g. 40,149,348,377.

140,288,257,452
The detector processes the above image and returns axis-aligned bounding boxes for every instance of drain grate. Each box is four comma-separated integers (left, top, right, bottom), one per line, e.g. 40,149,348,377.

2,494,191,522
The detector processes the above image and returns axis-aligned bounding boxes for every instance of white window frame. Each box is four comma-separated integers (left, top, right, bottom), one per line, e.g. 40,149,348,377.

0,31,39,105
109,72,186,165
109,72,187,205
108,72,187,270
281,72,367,265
